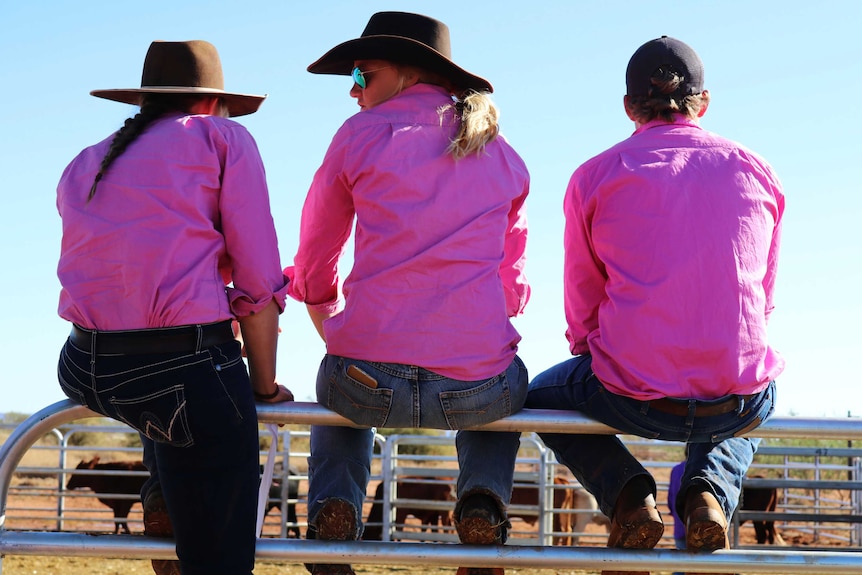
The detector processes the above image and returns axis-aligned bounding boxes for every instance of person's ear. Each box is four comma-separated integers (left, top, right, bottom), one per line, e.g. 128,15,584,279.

402,68,421,89
623,95,637,121
697,90,710,118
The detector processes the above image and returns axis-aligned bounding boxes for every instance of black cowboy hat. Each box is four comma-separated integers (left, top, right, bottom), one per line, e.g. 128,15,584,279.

307,11,493,94
90,40,266,117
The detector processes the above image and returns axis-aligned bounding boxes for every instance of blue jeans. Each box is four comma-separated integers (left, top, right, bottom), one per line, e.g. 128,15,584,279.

525,355,775,521
307,354,529,541
58,336,260,575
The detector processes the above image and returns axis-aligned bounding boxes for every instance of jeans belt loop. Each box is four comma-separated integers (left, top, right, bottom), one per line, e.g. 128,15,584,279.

685,400,697,427
89,329,97,368
194,324,203,354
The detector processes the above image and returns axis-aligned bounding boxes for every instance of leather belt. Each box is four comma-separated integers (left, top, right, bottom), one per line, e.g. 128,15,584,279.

649,394,757,417
70,321,234,355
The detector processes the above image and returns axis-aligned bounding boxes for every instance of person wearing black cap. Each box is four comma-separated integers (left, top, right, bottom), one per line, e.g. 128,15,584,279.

525,36,784,572
285,11,530,575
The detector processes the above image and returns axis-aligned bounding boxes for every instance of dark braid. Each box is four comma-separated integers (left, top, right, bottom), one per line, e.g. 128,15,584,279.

87,98,171,202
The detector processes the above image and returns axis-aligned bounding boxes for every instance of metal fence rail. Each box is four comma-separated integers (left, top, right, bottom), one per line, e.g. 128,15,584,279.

3,399,862,574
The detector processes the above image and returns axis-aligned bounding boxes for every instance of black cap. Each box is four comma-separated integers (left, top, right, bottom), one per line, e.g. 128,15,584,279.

625,36,704,97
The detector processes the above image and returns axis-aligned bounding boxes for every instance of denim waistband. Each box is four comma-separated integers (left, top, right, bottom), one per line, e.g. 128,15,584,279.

648,394,757,417
70,321,234,355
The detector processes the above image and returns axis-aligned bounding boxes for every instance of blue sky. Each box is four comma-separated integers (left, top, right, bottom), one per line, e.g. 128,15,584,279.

2,1,860,417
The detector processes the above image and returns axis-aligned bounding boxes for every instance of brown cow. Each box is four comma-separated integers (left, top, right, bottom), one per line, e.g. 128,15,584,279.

363,477,455,541
568,486,611,545
741,479,785,545
509,476,608,545
65,457,148,534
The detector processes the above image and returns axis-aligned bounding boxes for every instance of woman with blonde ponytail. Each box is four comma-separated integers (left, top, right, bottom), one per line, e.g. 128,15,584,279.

287,12,530,575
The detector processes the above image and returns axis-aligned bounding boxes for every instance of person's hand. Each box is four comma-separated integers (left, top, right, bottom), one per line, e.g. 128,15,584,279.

253,382,294,403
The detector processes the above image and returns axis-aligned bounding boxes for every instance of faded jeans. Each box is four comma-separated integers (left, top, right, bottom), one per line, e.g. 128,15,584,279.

58,336,260,575
307,354,529,541
525,355,775,521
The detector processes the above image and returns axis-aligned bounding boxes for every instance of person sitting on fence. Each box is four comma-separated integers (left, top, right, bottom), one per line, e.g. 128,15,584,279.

285,11,530,575
55,40,293,575
524,35,784,573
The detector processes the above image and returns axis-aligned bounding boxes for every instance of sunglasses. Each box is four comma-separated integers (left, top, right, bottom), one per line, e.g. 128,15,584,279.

351,66,391,89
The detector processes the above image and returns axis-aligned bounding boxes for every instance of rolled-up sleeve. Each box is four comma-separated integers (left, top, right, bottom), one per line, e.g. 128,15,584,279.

218,125,289,317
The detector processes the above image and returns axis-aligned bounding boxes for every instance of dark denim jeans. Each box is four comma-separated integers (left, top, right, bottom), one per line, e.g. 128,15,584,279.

307,354,528,541
525,355,775,521
58,336,260,575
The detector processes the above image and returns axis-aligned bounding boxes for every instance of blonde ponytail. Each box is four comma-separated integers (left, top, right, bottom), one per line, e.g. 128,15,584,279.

446,91,500,159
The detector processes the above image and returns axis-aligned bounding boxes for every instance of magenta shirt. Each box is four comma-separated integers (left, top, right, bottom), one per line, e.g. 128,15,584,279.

564,116,785,400
57,113,288,330
286,84,530,380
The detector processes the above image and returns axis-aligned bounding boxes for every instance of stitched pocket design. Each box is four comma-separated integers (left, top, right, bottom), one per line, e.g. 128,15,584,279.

110,384,194,447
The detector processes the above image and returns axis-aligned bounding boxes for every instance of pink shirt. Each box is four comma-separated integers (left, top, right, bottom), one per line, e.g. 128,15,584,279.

286,84,530,380
565,116,784,400
57,113,287,330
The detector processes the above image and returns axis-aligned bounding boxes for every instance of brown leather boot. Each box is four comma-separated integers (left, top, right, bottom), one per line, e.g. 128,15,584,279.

142,490,181,575
685,489,729,552
309,499,357,575
684,488,732,575
603,478,664,575
455,494,506,575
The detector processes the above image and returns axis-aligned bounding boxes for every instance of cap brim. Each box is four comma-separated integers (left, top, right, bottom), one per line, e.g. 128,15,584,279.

307,36,493,94
90,87,267,117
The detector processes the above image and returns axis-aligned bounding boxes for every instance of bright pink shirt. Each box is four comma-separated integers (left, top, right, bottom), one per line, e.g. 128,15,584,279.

565,116,784,400
57,113,287,330
286,84,530,380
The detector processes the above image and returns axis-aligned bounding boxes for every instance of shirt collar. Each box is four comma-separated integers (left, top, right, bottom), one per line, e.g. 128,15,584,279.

633,114,701,135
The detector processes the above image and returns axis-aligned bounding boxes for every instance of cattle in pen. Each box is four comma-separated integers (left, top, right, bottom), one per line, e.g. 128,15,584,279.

65,457,148,534
509,476,609,545
740,480,785,545
363,477,455,541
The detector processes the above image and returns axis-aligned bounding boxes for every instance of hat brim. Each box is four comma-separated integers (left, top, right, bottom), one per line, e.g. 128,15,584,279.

307,36,493,94
90,87,266,117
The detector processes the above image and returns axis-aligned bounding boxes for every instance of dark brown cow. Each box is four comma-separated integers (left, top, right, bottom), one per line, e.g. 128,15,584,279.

65,457,148,534
363,477,455,541
741,480,785,545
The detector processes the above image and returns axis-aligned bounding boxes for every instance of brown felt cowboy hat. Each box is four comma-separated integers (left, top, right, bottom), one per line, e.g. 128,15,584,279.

307,11,493,94
90,40,266,117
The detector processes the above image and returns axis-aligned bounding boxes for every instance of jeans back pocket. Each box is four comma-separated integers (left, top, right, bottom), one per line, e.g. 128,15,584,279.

325,360,394,428
110,384,194,447
440,375,512,429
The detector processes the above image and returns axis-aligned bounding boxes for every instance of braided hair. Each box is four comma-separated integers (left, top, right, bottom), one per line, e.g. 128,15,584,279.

87,94,207,202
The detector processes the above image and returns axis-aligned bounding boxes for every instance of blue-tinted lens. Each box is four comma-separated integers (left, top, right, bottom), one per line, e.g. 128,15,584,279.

351,67,366,89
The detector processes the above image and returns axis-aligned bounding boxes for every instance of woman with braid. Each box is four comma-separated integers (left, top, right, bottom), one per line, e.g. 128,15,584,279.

56,40,292,575
286,12,530,575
